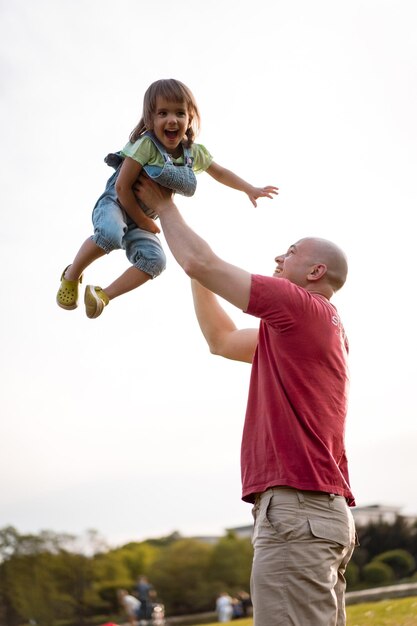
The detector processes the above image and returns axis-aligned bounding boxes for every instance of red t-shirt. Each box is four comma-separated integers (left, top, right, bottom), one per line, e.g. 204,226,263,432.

242,274,355,505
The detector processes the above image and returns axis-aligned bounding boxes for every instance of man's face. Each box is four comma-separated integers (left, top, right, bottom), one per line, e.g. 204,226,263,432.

273,239,315,287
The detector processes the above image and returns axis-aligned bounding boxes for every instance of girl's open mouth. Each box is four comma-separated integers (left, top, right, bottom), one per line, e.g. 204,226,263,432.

165,130,178,140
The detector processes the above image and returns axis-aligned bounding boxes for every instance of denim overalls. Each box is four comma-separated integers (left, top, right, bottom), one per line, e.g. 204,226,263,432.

139,131,197,217
91,133,196,279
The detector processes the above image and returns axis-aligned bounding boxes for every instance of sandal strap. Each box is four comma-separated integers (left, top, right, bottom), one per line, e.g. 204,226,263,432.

60,265,83,284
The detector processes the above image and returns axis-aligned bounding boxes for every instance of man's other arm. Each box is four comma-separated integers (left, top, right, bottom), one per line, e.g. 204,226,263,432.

191,280,258,363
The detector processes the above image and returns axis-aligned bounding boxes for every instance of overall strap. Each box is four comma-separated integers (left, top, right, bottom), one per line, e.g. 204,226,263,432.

143,131,171,162
182,145,194,168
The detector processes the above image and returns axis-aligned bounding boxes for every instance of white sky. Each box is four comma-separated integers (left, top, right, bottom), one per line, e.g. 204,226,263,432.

1,0,417,548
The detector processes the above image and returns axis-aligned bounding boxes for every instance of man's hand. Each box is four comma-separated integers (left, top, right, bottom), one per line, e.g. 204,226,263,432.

133,175,174,215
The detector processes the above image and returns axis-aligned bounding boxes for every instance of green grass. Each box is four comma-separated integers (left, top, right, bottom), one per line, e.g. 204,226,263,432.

187,597,417,626
347,596,417,625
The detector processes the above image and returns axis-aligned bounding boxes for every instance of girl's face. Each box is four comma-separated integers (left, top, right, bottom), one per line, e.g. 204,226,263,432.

150,96,190,156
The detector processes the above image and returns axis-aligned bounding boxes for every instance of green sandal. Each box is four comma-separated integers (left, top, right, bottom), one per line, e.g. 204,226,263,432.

56,265,83,310
84,285,109,319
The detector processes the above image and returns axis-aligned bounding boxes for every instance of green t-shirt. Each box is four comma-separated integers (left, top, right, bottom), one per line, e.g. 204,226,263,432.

121,136,213,173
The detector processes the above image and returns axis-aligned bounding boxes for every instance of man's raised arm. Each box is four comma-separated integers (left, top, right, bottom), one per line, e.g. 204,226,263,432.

136,176,252,312
191,280,258,363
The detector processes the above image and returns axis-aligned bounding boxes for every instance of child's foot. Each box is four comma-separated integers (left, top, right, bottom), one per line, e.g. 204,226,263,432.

56,266,83,310
84,285,110,319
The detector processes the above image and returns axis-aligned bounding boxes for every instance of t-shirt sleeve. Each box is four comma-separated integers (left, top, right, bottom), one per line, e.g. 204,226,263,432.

121,136,158,166
191,143,214,173
246,274,308,330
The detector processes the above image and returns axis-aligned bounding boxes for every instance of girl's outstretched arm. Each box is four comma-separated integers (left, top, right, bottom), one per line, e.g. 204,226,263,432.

116,157,160,233
206,161,278,207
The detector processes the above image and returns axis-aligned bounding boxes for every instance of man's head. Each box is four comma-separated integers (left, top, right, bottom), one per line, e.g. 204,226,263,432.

274,237,348,299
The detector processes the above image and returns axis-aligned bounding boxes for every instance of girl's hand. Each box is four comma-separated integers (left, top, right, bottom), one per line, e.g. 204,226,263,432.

247,185,279,208
136,215,161,234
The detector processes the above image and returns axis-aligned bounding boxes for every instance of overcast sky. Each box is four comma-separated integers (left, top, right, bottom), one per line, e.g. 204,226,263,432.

1,0,417,548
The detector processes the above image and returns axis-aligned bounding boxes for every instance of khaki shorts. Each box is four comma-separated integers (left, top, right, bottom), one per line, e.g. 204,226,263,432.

251,487,357,626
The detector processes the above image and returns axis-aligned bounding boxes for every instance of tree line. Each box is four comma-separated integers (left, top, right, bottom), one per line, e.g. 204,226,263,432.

1,516,417,626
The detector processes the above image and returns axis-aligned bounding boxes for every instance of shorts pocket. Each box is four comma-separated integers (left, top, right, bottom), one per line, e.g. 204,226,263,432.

264,493,300,541
308,518,350,547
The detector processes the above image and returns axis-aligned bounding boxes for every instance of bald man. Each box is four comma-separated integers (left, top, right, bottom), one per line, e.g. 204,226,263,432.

136,178,357,626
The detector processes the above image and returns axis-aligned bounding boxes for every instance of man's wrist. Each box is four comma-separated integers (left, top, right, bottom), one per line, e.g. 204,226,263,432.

157,198,176,214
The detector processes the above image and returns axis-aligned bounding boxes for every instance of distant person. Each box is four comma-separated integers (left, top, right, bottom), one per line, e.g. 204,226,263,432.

216,592,233,623
134,178,358,626
117,589,140,626
236,591,251,617
56,78,278,319
231,596,244,619
135,575,153,622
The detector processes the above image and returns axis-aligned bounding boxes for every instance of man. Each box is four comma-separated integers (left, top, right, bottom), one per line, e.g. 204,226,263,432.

135,575,154,621
136,178,357,626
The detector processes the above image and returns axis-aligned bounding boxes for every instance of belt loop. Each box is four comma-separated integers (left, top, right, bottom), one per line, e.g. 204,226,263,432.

329,493,335,509
296,491,305,507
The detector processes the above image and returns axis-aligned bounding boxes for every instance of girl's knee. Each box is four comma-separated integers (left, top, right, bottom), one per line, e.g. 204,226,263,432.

151,256,167,277
130,248,166,278
136,254,166,278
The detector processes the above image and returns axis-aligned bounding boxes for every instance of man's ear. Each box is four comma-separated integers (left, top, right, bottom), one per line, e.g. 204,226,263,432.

307,263,327,281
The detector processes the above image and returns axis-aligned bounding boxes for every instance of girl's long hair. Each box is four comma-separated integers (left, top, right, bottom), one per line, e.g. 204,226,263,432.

129,79,201,147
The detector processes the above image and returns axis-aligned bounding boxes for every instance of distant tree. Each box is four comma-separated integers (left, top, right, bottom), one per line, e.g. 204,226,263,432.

374,549,416,579
0,527,24,626
362,561,395,585
106,539,160,581
3,553,71,626
145,531,182,547
0,527,77,625
148,538,214,615
53,550,101,625
0,527,104,625
207,532,253,591
356,516,417,561
92,549,140,612
0,526,22,561
345,560,360,589
93,550,132,583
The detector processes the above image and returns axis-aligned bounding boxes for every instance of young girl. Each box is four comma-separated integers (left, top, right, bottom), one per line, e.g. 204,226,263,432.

56,78,278,319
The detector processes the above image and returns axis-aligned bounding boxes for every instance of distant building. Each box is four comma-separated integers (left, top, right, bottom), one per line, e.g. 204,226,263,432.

225,524,252,539
352,504,402,527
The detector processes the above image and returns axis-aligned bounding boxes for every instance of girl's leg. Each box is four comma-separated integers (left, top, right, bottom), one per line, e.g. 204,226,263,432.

83,219,165,318
64,238,106,280
84,267,151,319
57,238,107,311
104,266,151,300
